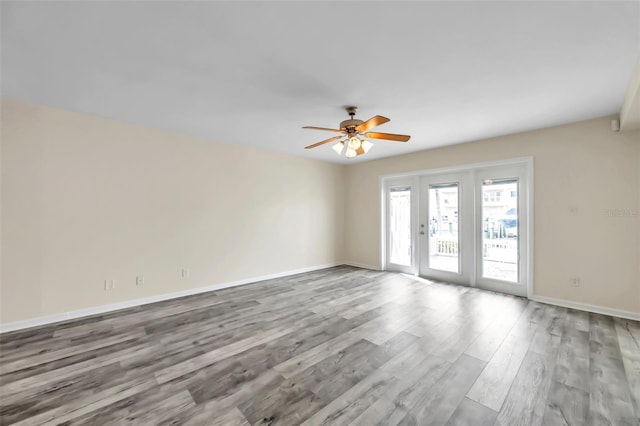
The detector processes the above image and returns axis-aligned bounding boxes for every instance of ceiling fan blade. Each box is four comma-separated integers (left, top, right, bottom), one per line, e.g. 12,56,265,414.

304,135,343,149
302,126,345,133
364,132,411,142
355,115,390,132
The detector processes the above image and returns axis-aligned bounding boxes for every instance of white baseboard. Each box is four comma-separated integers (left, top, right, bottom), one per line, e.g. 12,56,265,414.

343,261,381,271
8,265,634,334
0,262,342,334
532,295,640,321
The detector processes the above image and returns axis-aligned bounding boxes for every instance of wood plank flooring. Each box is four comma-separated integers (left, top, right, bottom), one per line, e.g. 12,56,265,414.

1,266,639,425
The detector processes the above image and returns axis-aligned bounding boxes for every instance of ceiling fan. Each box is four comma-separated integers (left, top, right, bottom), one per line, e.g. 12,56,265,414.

303,106,410,158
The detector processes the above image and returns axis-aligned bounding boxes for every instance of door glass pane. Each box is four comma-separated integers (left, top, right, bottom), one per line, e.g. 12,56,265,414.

428,183,459,273
482,178,518,282
389,187,412,266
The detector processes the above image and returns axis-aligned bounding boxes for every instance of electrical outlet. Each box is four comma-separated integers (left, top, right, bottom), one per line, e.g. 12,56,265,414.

136,275,144,286
570,276,581,287
104,279,115,291
181,268,189,278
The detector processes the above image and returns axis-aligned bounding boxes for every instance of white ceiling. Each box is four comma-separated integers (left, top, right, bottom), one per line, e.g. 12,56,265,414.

2,1,639,164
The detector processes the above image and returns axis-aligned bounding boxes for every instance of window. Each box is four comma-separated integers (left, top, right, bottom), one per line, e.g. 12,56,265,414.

484,190,501,202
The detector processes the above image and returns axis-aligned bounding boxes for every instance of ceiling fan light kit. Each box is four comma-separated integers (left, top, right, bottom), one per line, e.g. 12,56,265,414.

331,141,345,155
339,136,373,158
303,106,410,159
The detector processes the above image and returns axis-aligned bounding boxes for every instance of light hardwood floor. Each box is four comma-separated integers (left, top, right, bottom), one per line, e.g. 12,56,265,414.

1,266,639,425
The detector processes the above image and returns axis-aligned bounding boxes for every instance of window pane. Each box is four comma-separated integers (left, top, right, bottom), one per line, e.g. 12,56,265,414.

482,179,518,282
389,188,411,266
428,183,459,273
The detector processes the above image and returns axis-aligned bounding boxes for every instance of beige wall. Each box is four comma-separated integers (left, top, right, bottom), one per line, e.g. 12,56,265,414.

2,99,638,325
1,99,345,324
344,117,640,314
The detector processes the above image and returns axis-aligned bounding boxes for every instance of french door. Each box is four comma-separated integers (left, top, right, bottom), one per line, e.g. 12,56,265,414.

384,177,417,274
474,166,528,296
384,162,530,297
418,172,473,286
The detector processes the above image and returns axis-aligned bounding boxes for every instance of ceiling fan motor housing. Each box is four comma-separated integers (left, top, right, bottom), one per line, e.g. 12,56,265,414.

341,106,363,133
339,119,364,132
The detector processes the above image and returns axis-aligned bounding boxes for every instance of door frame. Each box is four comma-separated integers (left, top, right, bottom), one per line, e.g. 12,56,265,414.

380,157,534,298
